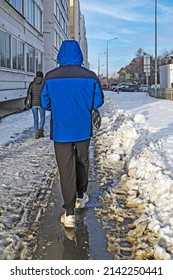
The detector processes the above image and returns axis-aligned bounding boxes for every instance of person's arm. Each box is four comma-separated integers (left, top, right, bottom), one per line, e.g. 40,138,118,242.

27,82,33,96
40,80,51,111
93,81,104,109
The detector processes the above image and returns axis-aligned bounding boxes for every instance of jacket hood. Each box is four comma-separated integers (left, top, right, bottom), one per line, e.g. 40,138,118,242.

57,40,83,66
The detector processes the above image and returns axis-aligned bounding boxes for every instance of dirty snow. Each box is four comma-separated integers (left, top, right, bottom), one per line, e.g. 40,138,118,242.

95,91,173,260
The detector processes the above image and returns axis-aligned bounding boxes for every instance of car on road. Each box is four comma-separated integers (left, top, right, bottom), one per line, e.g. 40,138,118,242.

109,83,119,91
117,84,139,92
139,84,149,92
113,82,130,92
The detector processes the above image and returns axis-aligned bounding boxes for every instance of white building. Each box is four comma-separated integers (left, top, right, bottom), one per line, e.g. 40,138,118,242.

44,0,70,73
0,0,88,115
0,0,44,112
80,14,89,68
70,0,88,68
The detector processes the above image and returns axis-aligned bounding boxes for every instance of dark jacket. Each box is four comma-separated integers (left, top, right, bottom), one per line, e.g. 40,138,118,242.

28,77,43,107
40,40,104,142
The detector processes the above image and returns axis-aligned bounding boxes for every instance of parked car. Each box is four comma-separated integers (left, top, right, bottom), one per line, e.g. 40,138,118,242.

139,84,149,92
109,83,119,91
113,82,130,92
117,84,139,92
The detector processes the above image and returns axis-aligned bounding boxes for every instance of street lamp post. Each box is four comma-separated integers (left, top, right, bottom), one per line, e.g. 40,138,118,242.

98,52,106,77
154,0,158,94
106,37,117,81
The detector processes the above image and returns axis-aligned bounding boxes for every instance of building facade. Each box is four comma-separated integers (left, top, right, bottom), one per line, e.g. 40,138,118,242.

70,0,88,68
79,14,89,68
44,0,70,73
0,0,44,110
0,0,88,114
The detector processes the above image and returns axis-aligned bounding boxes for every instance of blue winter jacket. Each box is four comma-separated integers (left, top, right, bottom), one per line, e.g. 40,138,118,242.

41,40,104,142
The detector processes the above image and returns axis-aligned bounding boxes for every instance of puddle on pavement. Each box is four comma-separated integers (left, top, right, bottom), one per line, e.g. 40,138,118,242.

31,179,113,260
31,143,113,260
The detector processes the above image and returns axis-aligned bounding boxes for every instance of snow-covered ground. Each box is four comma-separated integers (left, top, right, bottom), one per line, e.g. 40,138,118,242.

0,111,57,259
0,91,173,259
106,91,173,159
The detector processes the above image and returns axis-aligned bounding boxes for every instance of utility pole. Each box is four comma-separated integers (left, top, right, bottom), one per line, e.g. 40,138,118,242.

106,37,117,82
154,0,158,94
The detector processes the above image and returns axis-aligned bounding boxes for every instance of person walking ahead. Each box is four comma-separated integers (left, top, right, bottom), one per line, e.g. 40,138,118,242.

40,40,104,228
27,71,45,139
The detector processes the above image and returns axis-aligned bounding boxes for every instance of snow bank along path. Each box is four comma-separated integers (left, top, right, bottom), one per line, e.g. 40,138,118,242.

95,95,173,260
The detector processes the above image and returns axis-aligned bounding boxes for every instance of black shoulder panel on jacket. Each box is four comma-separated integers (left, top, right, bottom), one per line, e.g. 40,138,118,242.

45,65,100,83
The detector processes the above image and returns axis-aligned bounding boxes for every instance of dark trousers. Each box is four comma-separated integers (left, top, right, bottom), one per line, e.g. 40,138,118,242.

54,139,90,215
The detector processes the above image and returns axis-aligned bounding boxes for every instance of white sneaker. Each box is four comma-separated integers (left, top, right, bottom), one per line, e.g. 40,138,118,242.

75,193,89,208
64,228,75,241
60,212,75,228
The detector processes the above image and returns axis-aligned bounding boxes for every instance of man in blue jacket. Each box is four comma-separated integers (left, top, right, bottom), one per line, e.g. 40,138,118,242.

41,40,104,228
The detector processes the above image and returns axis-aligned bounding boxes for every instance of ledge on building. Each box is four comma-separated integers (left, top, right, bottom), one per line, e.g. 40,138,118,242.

0,98,26,120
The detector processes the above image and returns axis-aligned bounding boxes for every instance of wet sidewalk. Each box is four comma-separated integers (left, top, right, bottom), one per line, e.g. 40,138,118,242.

31,178,113,260
0,111,113,260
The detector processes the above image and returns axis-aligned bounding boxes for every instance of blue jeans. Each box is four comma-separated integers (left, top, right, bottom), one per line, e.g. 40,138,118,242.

32,106,45,133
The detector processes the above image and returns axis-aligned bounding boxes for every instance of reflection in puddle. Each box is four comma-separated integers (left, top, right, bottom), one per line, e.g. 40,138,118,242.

62,212,90,260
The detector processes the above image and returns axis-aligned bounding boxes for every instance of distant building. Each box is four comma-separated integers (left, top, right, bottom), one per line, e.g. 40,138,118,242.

70,0,89,68
80,14,89,68
44,0,70,73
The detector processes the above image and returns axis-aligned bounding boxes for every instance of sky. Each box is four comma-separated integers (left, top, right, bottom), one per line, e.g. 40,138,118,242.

79,0,173,77
1,91,173,262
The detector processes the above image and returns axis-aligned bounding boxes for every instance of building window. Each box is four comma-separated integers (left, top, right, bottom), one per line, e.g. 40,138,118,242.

35,4,42,33
35,50,43,72
54,30,61,50
26,44,35,73
7,0,23,14
54,0,60,22
25,0,42,32
0,30,11,68
12,37,24,70
25,0,34,26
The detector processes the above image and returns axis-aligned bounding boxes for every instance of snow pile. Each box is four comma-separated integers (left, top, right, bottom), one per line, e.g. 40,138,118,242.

95,96,173,260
